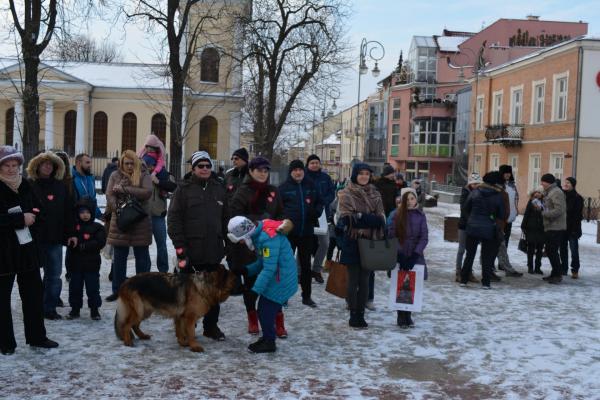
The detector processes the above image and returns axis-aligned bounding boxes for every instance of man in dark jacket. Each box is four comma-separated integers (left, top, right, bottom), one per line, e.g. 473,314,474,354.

167,151,228,340
72,153,102,219
224,148,249,204
374,164,399,217
305,154,335,283
460,171,505,289
101,157,118,194
143,155,177,273
560,177,583,279
455,172,482,282
26,152,77,320
279,160,323,307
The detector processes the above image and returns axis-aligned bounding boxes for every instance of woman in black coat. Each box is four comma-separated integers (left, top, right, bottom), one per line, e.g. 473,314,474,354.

521,188,545,274
0,146,58,355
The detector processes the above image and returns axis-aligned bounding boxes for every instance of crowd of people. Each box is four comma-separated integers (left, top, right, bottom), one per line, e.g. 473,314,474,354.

0,134,585,356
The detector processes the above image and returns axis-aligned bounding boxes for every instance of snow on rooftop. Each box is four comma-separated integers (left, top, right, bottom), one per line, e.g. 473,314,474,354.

436,35,470,52
322,132,340,145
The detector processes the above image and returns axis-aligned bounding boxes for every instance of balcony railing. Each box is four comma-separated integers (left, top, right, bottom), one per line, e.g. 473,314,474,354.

485,124,523,146
408,144,454,158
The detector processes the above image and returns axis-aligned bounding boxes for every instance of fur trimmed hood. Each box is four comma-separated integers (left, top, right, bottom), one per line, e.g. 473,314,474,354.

26,151,66,181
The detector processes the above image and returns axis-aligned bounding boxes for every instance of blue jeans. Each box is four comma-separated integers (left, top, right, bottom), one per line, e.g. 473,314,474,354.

152,216,169,273
69,270,101,310
560,233,580,274
112,246,151,295
258,296,282,341
41,243,63,314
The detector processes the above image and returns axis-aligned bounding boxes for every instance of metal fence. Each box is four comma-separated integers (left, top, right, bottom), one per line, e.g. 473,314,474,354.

583,197,600,222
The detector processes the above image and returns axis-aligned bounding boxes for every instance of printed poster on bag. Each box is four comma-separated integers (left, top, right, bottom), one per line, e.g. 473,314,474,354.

388,264,424,312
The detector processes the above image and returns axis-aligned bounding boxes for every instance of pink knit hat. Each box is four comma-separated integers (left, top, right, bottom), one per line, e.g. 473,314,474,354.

0,145,24,165
138,134,166,158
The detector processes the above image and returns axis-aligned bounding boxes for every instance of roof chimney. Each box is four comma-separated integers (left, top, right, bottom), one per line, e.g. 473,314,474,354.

526,15,540,21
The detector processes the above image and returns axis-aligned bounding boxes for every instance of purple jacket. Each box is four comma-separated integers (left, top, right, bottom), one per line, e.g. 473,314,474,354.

386,208,428,267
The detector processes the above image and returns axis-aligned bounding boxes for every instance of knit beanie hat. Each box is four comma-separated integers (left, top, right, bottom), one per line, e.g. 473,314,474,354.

350,162,373,184
248,156,271,171
288,159,305,174
467,172,482,185
191,151,212,169
541,173,556,184
0,145,24,166
400,187,417,198
306,154,320,164
483,171,502,185
381,164,395,177
232,148,249,163
227,216,257,251
566,176,577,188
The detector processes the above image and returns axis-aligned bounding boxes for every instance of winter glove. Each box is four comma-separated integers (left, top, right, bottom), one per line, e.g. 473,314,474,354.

355,213,385,228
398,252,419,271
175,247,190,271
276,219,294,235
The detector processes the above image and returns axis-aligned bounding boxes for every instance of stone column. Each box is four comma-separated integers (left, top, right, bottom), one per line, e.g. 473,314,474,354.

229,111,241,157
12,100,23,150
75,100,85,154
45,100,54,150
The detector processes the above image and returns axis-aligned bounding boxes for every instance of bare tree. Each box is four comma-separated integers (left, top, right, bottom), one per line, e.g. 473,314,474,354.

238,0,350,159
45,34,122,62
8,0,58,161
125,0,233,177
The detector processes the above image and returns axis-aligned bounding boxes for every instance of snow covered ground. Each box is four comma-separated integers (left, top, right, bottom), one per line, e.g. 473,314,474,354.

2,200,600,399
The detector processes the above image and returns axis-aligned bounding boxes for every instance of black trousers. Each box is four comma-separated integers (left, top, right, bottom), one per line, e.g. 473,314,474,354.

289,235,313,299
527,242,544,269
347,264,370,313
0,268,47,350
461,234,500,287
504,223,513,247
326,236,338,261
181,264,220,328
544,230,564,278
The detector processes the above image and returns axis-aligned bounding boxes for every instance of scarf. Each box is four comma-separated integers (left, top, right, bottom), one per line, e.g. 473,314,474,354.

0,173,22,193
249,180,269,215
337,182,384,240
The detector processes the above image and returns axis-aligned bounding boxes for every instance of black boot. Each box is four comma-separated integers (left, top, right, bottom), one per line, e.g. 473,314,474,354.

90,308,101,321
349,311,367,328
66,309,80,320
248,337,276,353
406,312,415,328
203,325,226,341
527,266,534,274
397,311,408,328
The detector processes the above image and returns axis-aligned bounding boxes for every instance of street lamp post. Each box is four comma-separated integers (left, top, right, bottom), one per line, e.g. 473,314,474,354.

354,38,385,161
320,86,340,162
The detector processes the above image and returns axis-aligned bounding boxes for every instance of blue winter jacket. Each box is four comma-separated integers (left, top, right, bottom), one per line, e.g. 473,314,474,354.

278,175,323,237
464,184,505,241
245,221,298,305
72,166,102,218
306,169,335,218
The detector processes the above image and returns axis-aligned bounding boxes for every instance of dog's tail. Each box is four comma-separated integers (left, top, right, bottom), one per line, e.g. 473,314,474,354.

114,297,127,340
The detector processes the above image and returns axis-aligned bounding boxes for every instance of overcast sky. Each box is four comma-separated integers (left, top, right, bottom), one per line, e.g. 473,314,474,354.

2,0,599,111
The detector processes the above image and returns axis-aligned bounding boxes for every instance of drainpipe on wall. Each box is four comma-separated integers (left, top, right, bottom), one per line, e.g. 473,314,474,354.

572,45,584,178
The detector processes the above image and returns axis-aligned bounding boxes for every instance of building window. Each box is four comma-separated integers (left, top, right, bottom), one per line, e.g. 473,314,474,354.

508,154,519,181
392,98,401,120
510,86,523,124
5,108,14,146
552,74,568,121
532,82,545,124
490,153,500,171
492,91,503,125
476,96,484,130
92,112,108,157
390,123,400,157
409,118,454,157
408,40,437,84
549,153,564,180
151,113,167,145
528,153,541,192
199,116,218,157
200,47,220,83
64,110,77,155
329,149,335,162
472,154,482,174
121,112,137,152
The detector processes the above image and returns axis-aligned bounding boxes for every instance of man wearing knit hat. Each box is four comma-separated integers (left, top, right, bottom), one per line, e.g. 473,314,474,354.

305,154,335,284
560,177,583,279
279,159,323,307
225,148,249,204
168,150,230,340
537,173,567,284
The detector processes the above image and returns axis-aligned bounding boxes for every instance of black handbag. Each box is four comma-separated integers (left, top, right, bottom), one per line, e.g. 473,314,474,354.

518,234,528,253
116,187,147,232
358,227,398,271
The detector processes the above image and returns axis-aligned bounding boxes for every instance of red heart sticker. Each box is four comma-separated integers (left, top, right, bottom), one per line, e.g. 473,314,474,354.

83,233,90,240
306,198,311,204
267,197,273,203
76,224,81,231
228,185,234,191
270,192,276,197
47,194,54,201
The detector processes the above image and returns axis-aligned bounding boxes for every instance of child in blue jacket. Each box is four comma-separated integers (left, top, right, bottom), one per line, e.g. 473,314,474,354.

228,216,298,353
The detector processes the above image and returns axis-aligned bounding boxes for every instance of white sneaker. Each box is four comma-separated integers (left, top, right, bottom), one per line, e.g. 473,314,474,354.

481,285,491,290
365,301,376,311
459,283,468,288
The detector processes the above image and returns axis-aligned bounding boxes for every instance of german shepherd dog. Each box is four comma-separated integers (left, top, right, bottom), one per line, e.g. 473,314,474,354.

114,265,236,352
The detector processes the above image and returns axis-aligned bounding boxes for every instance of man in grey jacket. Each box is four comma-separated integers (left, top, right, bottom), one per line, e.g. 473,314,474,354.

537,173,567,284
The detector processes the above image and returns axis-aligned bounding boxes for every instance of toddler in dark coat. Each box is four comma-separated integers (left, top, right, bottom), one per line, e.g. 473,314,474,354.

66,199,107,320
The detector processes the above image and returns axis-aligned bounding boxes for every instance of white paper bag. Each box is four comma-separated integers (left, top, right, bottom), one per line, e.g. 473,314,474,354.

388,264,425,312
8,206,33,245
314,211,328,236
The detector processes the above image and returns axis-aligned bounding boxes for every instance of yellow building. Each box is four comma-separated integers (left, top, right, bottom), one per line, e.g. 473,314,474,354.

0,1,247,168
